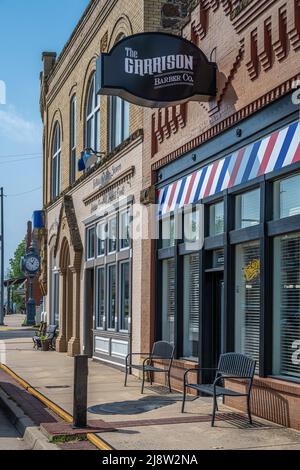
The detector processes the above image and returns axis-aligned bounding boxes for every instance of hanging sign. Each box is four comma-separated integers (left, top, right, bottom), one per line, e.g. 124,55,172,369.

96,32,217,108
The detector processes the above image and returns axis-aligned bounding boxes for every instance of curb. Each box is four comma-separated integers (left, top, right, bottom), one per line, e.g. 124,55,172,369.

0,387,59,450
0,363,113,451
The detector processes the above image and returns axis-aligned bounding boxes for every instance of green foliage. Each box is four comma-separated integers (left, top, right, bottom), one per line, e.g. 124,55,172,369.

7,238,26,312
8,238,26,279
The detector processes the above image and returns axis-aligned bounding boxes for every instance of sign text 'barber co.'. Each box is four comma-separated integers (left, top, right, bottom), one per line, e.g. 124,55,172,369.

96,33,216,108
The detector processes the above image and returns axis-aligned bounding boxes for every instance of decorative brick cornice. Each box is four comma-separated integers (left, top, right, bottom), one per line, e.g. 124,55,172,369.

152,73,300,172
83,166,135,206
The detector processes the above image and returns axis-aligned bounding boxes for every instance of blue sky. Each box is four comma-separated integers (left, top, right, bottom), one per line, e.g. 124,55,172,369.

0,0,89,273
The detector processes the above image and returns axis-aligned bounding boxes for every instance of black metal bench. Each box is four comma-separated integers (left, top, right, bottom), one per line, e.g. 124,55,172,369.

125,341,175,394
182,352,256,426
33,324,58,350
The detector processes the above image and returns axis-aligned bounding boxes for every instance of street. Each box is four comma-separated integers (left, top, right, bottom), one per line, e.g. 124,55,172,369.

0,405,28,451
0,315,31,450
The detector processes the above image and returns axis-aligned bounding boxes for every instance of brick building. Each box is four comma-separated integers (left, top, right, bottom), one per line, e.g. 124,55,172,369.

40,0,192,362
40,0,300,431
141,0,300,429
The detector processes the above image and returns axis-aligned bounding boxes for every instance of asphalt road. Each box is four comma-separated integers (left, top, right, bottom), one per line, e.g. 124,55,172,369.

0,406,29,450
0,329,34,340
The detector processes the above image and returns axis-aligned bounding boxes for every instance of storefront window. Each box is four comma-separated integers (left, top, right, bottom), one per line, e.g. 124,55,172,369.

183,253,200,359
87,226,95,260
96,267,105,329
273,233,300,379
97,222,106,257
235,241,261,368
120,262,130,331
120,208,130,250
209,201,224,236
162,258,175,345
108,265,116,330
183,207,201,243
274,173,300,219
235,189,260,229
108,216,117,253
161,215,175,248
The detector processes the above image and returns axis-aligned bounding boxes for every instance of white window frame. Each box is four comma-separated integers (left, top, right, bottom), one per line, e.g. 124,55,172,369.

51,123,61,200
86,74,100,153
119,208,131,251
86,226,96,261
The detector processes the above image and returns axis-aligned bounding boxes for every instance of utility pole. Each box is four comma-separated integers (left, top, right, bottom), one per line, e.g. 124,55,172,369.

0,187,4,325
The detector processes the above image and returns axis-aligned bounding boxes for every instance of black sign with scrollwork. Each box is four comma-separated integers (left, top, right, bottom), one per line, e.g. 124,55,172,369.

96,32,216,108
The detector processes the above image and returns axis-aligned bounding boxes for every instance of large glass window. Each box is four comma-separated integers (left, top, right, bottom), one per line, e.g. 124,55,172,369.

235,189,260,229
108,96,130,152
108,265,117,330
96,267,105,329
120,262,130,331
161,215,175,248
183,253,200,359
120,208,131,250
183,206,201,243
51,123,61,199
274,173,300,219
70,95,77,184
235,241,261,368
209,201,224,236
86,74,100,153
108,216,117,254
87,226,95,260
162,258,175,345
273,233,300,378
97,222,106,257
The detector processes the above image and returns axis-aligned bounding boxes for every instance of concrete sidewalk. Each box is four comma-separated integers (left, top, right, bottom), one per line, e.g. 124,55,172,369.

1,335,300,450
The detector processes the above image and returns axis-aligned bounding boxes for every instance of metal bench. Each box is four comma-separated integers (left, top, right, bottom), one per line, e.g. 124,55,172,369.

182,352,256,426
33,324,58,350
125,341,175,394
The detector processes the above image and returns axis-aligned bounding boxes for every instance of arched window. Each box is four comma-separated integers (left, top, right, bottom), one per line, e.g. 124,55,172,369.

108,35,130,152
51,123,61,199
70,95,77,184
86,74,100,152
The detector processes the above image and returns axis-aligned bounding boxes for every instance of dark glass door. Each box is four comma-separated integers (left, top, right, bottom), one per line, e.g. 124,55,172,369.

212,273,225,368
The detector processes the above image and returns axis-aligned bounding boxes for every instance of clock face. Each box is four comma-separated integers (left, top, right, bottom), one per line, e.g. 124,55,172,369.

25,256,40,273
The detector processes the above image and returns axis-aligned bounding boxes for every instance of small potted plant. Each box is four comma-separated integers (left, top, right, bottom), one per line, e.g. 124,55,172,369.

40,336,50,351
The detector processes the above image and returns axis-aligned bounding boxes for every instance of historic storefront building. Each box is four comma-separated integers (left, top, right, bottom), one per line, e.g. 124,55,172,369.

40,0,192,364
141,0,300,429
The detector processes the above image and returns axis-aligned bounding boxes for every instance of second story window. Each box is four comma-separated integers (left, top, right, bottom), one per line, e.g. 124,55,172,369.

51,122,61,200
70,95,77,184
108,96,130,153
86,74,100,153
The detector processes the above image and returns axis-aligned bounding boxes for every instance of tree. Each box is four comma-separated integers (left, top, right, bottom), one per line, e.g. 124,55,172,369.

7,238,26,312
8,239,26,279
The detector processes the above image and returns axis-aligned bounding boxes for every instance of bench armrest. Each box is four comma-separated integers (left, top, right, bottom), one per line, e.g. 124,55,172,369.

125,352,151,366
213,374,253,388
184,367,218,385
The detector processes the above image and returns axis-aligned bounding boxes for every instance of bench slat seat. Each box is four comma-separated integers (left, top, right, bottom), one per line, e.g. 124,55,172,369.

187,383,248,397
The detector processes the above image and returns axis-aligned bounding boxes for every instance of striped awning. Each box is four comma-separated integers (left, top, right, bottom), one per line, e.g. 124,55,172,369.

158,121,300,217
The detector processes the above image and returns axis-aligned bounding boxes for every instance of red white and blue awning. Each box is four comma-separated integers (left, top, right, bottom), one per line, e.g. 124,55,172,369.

158,121,300,217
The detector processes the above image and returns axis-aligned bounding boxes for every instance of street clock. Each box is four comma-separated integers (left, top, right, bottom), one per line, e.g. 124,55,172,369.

21,244,40,276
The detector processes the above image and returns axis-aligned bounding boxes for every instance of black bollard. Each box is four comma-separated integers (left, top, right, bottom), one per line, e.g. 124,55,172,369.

73,354,88,428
